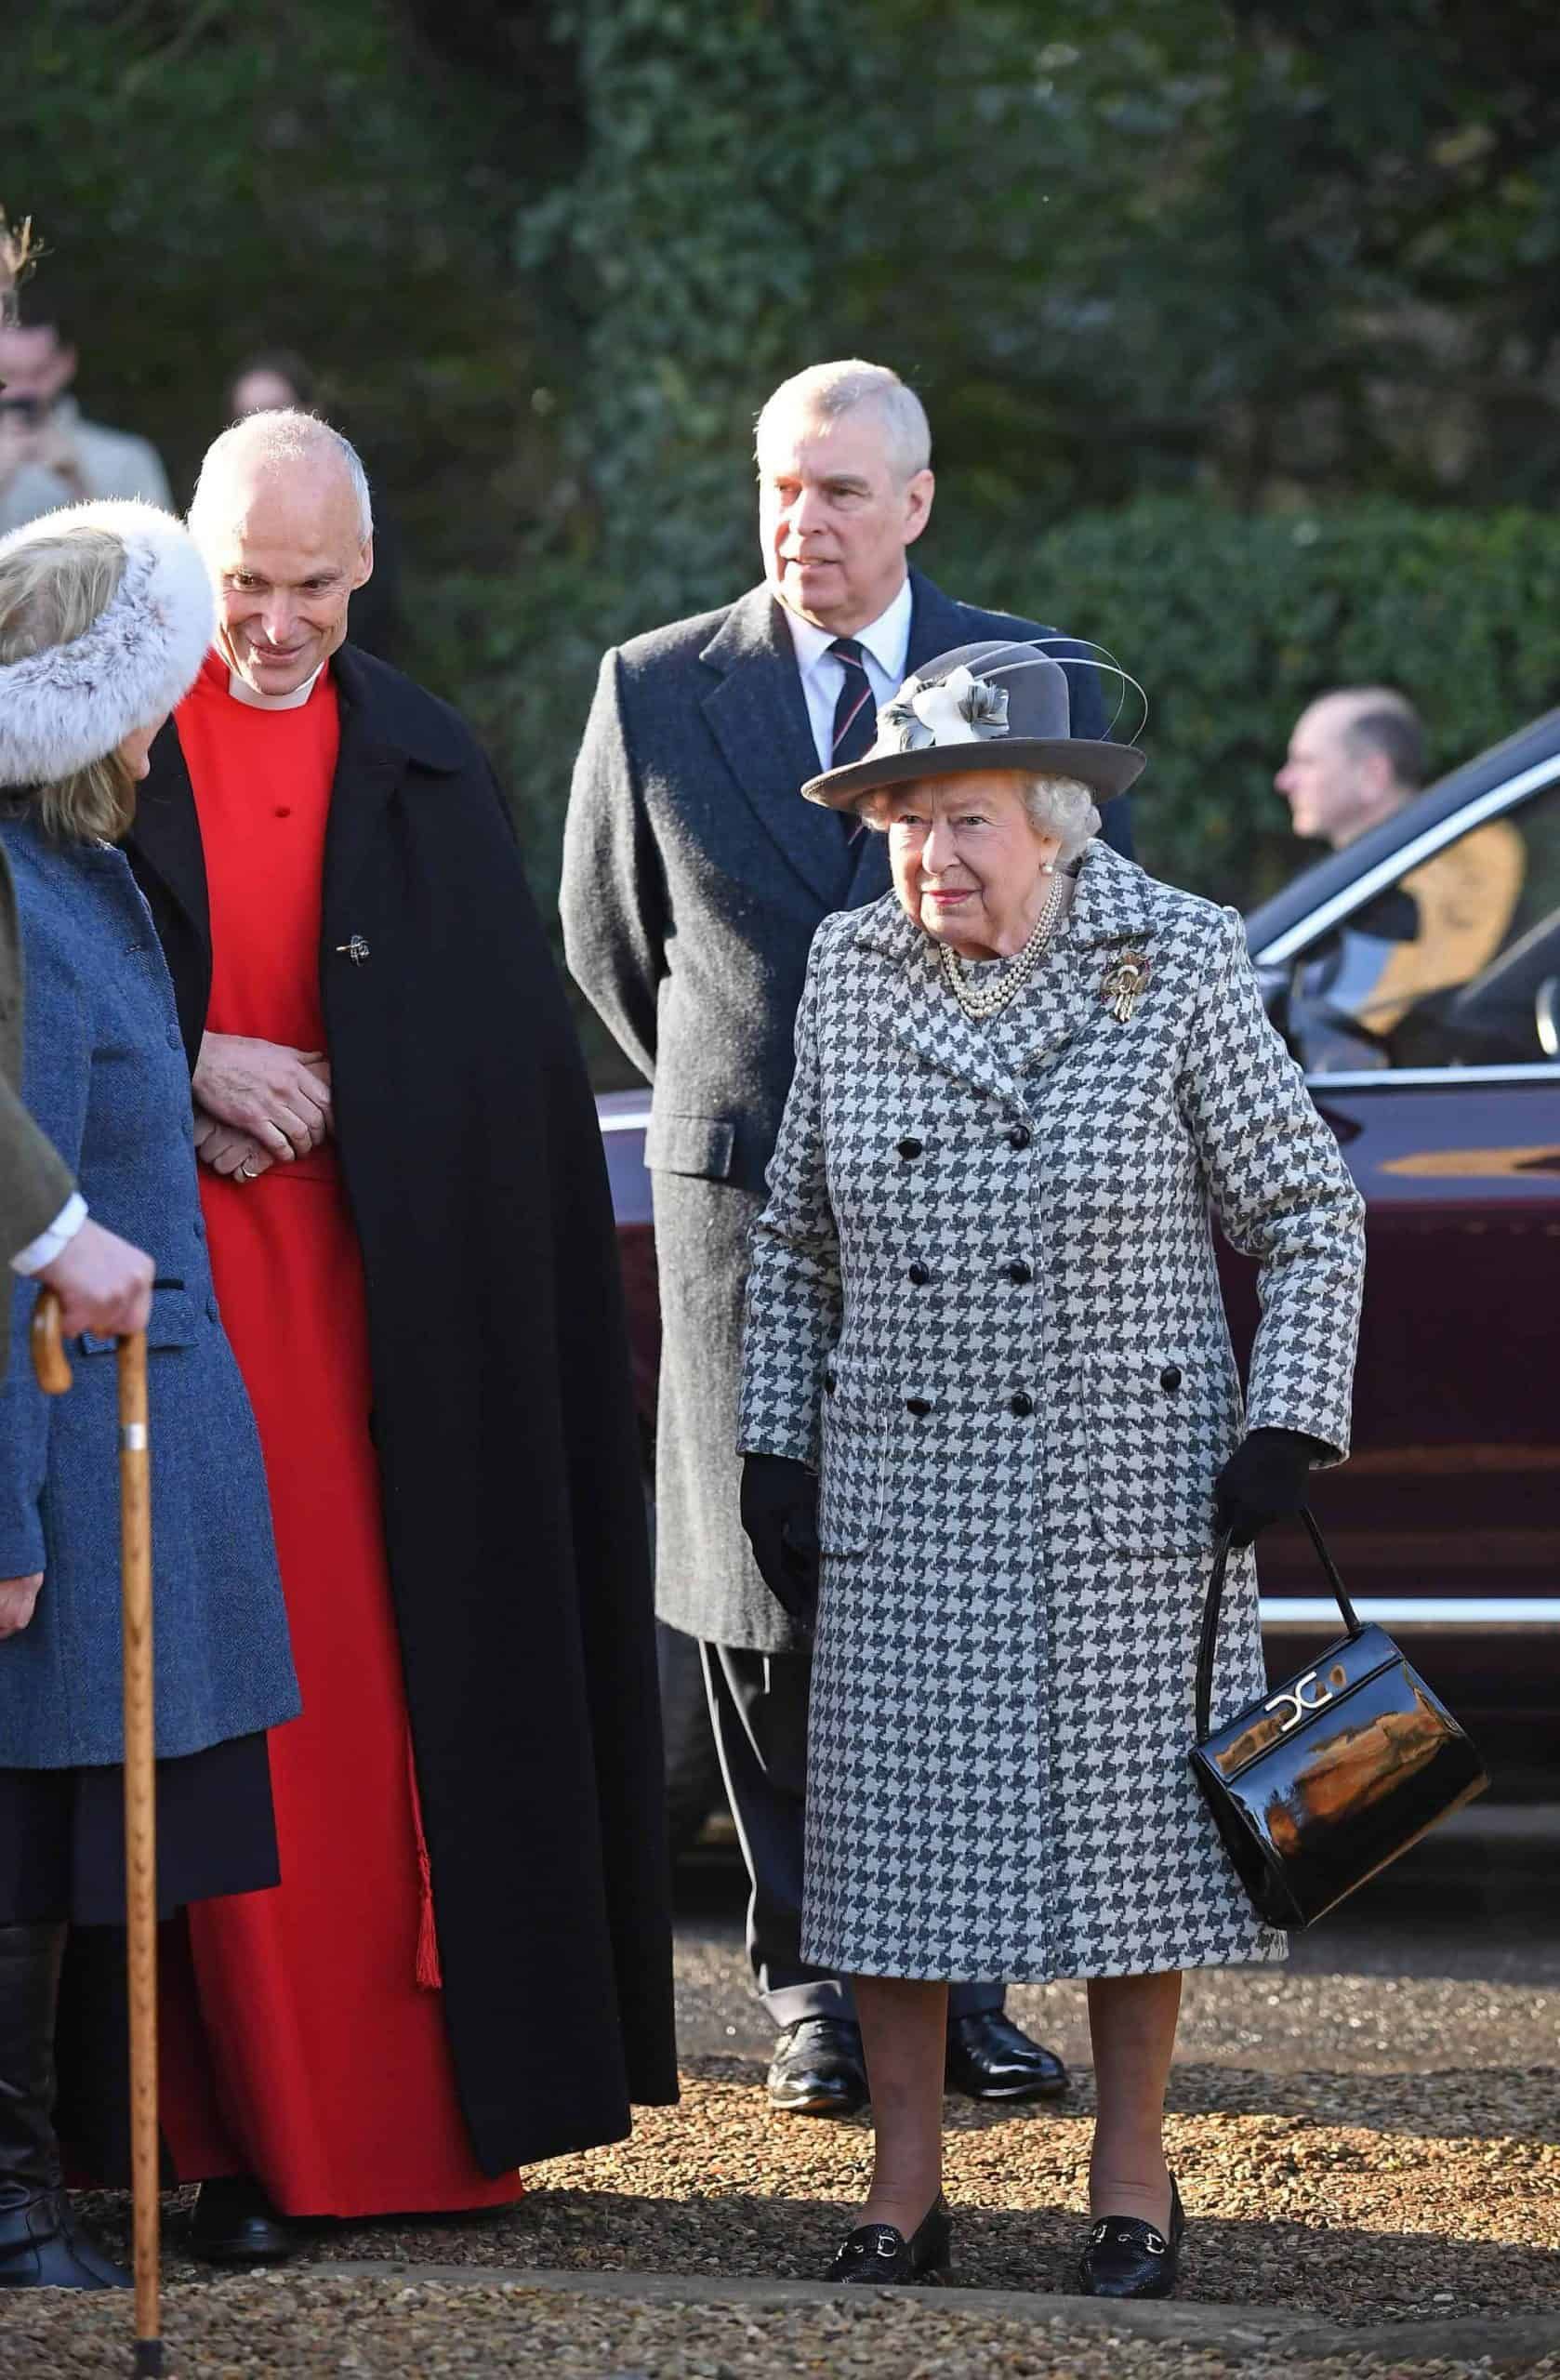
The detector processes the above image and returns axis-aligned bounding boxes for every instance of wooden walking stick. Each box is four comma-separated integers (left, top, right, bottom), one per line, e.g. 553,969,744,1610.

32,1288,163,2377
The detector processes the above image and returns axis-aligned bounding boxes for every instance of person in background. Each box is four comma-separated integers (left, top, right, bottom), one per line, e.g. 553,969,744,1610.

563,359,1127,2125
1276,685,1524,1064
126,408,675,2263
0,215,155,1349
223,350,403,661
1276,685,1425,851
0,499,298,2291
0,289,171,537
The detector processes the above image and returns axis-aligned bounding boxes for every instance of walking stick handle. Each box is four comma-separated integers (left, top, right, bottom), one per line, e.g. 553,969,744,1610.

30,1286,72,1394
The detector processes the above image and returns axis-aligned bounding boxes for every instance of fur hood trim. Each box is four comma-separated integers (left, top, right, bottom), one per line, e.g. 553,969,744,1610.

0,499,215,787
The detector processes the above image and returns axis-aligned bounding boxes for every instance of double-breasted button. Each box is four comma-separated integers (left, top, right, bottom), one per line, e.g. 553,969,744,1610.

824,1368,838,1395
1008,1124,1032,1150
1007,1260,1033,1285
906,1395,932,1417
1160,1365,1183,1392
1010,1391,1035,1417
907,1263,930,1286
896,1136,922,1159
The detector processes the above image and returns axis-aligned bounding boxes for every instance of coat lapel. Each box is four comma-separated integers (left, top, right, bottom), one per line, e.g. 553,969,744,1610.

131,719,211,957
905,571,975,676
319,650,405,953
699,588,853,907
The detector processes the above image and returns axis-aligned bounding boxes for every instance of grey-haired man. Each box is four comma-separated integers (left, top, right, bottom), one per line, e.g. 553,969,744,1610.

564,360,1130,2116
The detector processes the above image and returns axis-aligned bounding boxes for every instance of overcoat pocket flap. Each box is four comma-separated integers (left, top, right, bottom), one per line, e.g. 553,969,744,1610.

643,1111,736,1181
1086,1347,1241,1555
78,1283,202,1355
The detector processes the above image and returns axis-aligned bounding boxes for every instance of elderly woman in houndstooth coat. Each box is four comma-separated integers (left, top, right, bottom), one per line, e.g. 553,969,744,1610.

736,641,1366,2297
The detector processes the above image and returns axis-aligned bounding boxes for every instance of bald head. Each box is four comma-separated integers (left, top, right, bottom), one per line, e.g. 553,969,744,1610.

189,411,374,697
1276,685,1424,849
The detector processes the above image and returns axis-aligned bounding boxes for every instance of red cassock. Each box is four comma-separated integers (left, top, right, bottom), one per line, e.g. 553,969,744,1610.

158,653,520,2215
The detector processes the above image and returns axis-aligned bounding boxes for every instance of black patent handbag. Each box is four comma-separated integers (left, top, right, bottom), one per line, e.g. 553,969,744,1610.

1189,1510,1487,1929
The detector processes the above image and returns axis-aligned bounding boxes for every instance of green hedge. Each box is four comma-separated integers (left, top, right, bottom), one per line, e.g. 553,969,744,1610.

413,494,1560,989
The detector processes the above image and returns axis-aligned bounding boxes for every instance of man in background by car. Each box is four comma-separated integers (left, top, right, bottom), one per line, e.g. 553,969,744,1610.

0,289,171,537
1277,685,1525,1064
562,358,1130,2123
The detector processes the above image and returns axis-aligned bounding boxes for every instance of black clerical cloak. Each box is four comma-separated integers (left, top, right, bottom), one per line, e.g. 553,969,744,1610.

127,643,678,2171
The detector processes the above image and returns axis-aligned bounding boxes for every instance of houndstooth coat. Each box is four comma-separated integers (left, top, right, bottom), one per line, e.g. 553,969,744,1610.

736,840,1367,1983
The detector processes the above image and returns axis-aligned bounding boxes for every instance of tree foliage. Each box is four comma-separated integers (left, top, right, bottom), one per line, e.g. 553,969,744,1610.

5,0,1558,1009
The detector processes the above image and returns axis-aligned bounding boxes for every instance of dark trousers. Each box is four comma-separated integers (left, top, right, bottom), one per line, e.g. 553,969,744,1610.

700,1640,1004,2030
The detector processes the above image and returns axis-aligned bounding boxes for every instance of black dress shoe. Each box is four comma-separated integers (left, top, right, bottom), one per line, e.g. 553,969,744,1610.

0,2191,130,2290
766,2016,867,2116
826,2192,951,2284
191,2176,297,2265
945,2011,1068,2103
1077,2175,1185,2299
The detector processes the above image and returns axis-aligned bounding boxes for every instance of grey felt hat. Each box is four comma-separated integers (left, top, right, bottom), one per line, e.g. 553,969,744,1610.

800,638,1147,811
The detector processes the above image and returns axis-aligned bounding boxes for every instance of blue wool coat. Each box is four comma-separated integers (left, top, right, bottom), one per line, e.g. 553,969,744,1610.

0,815,299,1768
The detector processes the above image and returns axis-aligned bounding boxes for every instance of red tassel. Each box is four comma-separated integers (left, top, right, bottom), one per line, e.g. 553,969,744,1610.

405,1731,443,1991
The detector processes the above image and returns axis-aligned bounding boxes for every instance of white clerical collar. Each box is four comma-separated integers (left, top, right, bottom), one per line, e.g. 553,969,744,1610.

226,662,325,711
781,575,913,683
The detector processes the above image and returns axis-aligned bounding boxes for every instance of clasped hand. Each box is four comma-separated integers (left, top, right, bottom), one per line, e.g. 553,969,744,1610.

192,1033,333,1179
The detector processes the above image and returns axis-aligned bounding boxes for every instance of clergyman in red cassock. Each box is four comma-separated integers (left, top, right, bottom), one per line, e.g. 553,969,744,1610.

126,410,677,2257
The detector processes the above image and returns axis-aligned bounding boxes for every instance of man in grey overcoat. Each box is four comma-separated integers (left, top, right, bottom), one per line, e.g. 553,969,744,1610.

562,359,1132,2114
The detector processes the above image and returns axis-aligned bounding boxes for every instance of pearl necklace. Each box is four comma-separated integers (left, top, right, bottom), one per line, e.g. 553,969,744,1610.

936,874,1064,1021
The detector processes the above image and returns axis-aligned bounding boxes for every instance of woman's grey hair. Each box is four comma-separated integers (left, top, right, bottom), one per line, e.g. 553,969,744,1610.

755,360,932,484
863,771,1101,856
189,409,374,544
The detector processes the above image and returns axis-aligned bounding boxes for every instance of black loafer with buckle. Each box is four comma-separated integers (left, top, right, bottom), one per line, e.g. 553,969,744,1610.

945,2011,1068,2103
1077,2175,1185,2299
826,2191,951,2284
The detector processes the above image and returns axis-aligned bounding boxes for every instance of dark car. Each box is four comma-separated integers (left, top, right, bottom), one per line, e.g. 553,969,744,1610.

602,707,1560,1842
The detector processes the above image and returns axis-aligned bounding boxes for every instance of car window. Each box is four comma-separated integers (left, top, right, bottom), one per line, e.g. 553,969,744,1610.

1288,782,1560,1074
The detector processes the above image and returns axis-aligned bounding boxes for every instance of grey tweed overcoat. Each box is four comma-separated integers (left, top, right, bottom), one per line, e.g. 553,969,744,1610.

737,840,1367,1982
562,572,1131,1653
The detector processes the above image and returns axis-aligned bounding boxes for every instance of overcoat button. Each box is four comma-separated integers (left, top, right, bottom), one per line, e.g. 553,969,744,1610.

1010,1391,1035,1417
907,1263,930,1285
906,1395,932,1417
824,1369,838,1394
1008,1124,1032,1150
1007,1260,1032,1284
896,1136,922,1159
1160,1365,1183,1391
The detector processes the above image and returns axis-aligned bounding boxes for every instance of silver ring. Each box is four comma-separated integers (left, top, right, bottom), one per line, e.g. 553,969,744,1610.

238,1159,258,1181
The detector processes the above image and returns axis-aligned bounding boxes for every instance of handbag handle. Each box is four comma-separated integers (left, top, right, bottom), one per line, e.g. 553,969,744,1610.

1195,1506,1362,1743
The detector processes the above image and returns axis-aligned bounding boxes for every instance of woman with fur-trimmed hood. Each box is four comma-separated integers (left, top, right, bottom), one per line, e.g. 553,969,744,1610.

0,499,299,2291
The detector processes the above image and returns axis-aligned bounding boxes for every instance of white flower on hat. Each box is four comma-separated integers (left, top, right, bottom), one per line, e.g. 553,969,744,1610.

910,664,1009,746
878,664,1010,756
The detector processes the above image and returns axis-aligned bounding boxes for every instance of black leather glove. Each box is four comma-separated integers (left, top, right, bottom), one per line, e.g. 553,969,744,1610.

740,1453,820,1632
1213,1427,1330,1549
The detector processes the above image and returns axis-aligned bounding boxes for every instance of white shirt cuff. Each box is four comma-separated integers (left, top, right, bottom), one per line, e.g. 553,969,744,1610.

10,1193,88,1277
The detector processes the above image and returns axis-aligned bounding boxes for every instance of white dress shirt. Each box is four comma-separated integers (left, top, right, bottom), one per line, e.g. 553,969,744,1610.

781,577,914,773
11,1192,87,1277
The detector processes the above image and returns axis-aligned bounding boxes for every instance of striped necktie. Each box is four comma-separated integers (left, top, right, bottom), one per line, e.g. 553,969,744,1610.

827,636,877,768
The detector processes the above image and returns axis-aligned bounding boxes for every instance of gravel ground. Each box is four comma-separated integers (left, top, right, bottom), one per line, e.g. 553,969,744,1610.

59,2052,1560,2322
13,1815,1557,2376
7,2276,1560,2380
